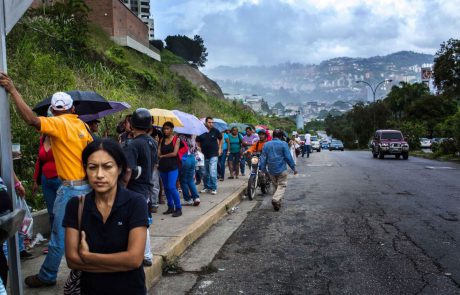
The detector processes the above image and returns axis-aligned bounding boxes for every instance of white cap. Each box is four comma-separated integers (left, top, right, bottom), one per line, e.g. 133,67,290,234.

51,92,73,111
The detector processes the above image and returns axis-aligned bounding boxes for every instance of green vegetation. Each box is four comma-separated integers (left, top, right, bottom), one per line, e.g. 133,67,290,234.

7,5,290,209
325,39,460,159
165,34,208,68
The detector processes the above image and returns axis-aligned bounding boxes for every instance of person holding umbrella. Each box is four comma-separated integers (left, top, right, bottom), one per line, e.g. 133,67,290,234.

0,73,93,288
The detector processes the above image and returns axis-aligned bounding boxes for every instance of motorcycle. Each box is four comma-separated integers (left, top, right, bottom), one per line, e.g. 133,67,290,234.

247,153,272,200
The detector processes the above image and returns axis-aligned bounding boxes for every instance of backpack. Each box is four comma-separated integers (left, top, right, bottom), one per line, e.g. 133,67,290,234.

172,136,189,167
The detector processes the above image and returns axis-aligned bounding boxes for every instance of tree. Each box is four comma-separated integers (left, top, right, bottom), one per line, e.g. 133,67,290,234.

150,39,164,51
165,35,208,67
406,94,457,137
385,82,429,121
433,39,460,97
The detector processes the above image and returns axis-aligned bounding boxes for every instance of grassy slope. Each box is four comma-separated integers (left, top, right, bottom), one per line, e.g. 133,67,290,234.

7,18,294,208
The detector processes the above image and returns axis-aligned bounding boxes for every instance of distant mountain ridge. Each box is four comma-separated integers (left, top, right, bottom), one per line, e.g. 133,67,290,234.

205,51,434,103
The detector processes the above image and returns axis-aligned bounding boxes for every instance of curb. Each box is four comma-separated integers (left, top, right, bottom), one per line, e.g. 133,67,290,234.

145,184,247,289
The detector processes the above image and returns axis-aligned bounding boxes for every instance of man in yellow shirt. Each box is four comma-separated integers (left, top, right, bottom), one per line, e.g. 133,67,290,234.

0,73,93,288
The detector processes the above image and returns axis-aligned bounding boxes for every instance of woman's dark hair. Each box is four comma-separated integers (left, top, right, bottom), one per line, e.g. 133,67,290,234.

82,139,127,181
162,121,175,129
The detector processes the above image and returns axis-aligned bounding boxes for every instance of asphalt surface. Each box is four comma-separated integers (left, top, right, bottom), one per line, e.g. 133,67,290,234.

189,151,460,295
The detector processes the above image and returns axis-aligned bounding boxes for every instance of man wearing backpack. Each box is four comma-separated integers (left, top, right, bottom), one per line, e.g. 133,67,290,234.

122,108,157,266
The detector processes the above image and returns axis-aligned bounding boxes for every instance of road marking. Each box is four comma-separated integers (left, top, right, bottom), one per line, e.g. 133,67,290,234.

306,163,333,167
425,166,456,170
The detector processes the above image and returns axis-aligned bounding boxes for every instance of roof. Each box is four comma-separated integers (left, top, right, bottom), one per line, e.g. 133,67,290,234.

376,129,402,133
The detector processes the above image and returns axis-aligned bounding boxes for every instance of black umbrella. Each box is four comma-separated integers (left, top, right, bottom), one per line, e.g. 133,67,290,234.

33,91,112,116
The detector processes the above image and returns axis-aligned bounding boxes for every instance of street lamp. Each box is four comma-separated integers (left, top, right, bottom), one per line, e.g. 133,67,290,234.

355,79,393,130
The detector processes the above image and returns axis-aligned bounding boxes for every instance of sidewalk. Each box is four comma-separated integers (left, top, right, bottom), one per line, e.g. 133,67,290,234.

20,177,248,295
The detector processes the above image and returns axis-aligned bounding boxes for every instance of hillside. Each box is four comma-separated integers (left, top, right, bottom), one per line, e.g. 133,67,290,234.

7,10,293,208
205,51,435,103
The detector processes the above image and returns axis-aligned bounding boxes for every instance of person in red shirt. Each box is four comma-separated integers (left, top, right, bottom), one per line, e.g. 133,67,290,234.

33,135,61,232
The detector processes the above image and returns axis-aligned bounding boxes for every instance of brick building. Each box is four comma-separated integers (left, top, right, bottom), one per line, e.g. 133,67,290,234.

31,0,160,61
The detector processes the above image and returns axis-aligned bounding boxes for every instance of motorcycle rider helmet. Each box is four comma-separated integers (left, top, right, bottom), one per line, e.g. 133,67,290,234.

131,108,152,130
257,129,267,135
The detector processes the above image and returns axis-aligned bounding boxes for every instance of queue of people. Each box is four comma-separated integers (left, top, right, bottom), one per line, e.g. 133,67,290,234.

0,71,297,294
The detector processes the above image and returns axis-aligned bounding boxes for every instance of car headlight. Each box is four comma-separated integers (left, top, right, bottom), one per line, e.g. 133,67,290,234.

381,143,389,147
251,157,259,165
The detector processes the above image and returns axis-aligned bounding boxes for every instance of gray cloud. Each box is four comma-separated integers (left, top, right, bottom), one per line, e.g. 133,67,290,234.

151,0,460,68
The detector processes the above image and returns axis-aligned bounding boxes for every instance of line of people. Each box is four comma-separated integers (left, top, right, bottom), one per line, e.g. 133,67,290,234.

0,72,298,294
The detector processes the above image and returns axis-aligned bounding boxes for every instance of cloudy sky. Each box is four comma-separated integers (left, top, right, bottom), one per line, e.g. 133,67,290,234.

151,0,460,69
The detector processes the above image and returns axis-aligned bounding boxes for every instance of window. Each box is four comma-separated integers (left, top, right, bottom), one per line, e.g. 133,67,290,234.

380,132,402,140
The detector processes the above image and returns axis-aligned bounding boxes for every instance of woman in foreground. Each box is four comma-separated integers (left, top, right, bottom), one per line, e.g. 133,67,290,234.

63,139,148,295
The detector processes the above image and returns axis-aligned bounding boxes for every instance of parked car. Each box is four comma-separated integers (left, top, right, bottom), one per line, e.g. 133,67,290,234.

311,136,321,152
371,130,409,159
329,140,344,151
420,138,432,148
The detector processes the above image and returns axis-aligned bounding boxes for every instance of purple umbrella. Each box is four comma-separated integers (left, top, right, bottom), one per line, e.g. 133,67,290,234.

79,101,131,122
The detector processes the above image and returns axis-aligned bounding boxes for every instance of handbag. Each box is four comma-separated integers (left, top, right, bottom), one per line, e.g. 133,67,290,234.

63,195,85,295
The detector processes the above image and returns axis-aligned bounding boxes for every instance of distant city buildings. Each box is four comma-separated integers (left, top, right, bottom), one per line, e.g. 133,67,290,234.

224,93,353,124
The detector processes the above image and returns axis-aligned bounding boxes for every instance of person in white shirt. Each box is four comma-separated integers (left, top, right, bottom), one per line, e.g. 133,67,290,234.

302,131,312,158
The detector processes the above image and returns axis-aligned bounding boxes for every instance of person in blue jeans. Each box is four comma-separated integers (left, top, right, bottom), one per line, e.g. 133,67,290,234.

179,135,201,206
0,77,94,288
159,122,182,217
218,130,230,181
196,117,223,195
38,183,91,283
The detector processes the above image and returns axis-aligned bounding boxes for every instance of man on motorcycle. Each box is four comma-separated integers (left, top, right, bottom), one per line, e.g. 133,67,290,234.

244,129,268,155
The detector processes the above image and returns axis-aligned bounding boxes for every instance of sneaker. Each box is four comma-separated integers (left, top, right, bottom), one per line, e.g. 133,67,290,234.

43,248,48,255
172,209,182,217
200,188,210,193
272,200,281,211
20,250,33,259
193,198,201,206
184,200,194,206
163,207,175,215
211,190,217,195
25,275,56,288
241,173,245,176
219,178,224,182
143,259,153,267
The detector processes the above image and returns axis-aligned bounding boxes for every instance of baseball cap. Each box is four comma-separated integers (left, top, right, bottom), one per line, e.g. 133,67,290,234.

51,92,73,111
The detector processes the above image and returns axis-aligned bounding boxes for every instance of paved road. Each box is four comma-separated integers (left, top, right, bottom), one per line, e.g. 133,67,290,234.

190,151,460,294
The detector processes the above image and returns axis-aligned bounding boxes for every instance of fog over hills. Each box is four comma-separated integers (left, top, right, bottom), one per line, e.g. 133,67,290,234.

205,51,434,104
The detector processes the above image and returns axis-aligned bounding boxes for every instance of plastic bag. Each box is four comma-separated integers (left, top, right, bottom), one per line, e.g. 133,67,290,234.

17,198,33,239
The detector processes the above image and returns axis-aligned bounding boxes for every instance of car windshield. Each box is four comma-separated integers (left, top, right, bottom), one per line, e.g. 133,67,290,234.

311,136,318,141
381,132,402,140
299,135,305,141
332,140,342,144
